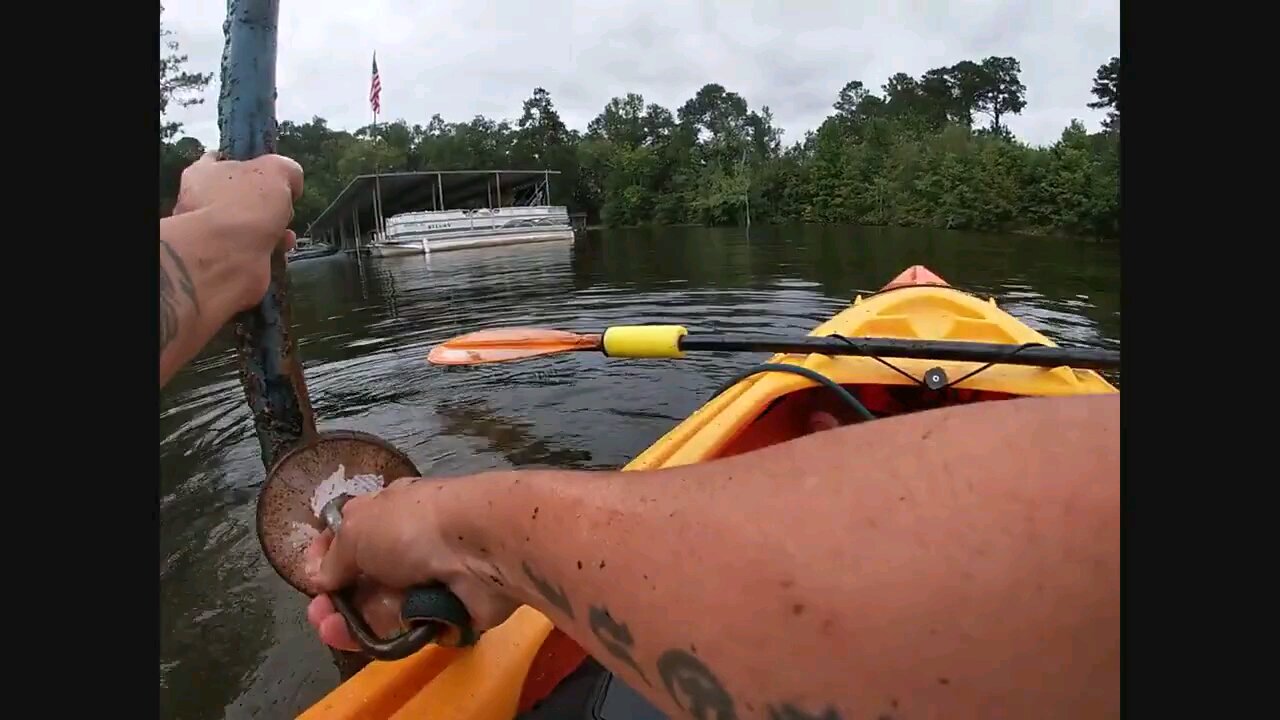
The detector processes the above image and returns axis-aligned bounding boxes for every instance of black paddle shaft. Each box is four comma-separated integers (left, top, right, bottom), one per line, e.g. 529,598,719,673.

677,335,1121,370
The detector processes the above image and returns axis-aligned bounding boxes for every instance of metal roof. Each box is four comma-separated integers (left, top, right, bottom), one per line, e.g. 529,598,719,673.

306,169,561,237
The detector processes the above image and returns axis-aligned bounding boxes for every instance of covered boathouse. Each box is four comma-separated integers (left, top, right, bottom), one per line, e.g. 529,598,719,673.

305,170,562,254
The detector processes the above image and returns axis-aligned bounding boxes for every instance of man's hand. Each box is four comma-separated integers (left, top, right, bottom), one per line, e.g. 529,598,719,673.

159,152,304,387
303,477,522,652
172,152,305,310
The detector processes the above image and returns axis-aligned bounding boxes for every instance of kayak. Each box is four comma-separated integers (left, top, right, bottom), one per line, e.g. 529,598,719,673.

297,265,1118,720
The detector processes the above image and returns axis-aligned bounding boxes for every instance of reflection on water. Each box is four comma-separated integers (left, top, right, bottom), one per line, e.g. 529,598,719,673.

159,225,1120,719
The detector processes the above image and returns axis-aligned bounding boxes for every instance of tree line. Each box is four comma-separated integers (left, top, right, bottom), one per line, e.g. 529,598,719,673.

161,8,1119,239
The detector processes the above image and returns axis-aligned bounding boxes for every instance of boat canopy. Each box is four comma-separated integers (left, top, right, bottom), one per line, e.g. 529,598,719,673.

307,169,561,240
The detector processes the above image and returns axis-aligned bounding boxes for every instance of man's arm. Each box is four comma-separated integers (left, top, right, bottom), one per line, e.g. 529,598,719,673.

159,153,302,388
440,394,1119,720
159,210,254,386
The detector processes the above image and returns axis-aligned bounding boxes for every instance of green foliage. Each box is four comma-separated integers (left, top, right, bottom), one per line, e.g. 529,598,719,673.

159,3,212,141
976,56,1027,133
1023,121,1120,237
1088,57,1120,133
158,45,1120,239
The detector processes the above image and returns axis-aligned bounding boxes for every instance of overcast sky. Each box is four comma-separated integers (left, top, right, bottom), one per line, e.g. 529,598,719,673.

163,0,1117,150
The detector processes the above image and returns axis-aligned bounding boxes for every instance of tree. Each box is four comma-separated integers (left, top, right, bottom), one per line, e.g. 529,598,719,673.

1088,57,1119,133
976,56,1027,133
514,87,570,165
919,66,962,125
833,81,870,120
159,3,213,141
587,93,648,147
641,103,676,146
745,106,782,159
158,52,1120,239
945,60,989,125
677,83,751,151
882,71,950,131
882,73,925,122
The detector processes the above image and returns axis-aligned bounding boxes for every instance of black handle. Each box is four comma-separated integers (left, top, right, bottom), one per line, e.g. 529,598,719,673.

401,582,479,647
321,495,479,661
329,582,477,662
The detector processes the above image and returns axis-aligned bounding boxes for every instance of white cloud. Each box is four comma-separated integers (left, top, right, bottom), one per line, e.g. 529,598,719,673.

163,0,1118,150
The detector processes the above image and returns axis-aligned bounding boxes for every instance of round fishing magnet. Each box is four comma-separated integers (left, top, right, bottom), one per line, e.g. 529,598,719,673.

256,430,419,595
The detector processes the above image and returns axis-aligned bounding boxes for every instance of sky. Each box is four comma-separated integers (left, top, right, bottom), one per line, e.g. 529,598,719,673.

162,0,1118,150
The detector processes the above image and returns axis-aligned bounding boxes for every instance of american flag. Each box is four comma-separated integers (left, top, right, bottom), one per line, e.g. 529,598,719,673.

369,53,382,115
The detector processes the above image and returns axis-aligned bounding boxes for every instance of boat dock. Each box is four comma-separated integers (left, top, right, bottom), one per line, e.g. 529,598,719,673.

305,169,573,256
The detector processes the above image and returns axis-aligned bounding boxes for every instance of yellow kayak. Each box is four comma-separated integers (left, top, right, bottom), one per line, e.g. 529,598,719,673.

298,265,1118,720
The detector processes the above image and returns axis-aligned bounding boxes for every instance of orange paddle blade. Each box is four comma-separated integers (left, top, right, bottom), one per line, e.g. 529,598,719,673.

426,328,603,365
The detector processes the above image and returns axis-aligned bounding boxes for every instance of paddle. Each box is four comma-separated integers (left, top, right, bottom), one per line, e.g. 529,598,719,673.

427,325,1121,370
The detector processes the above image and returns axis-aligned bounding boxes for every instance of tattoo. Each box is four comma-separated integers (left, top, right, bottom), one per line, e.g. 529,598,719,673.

159,240,199,351
588,605,650,685
656,649,736,720
767,704,841,720
522,560,574,619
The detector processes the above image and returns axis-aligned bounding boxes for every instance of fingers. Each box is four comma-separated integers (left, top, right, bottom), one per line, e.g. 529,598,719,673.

188,151,303,201
281,156,305,201
311,521,361,592
319,612,360,652
173,153,217,214
283,229,297,252
305,490,375,591
306,595,360,652
180,151,302,207
256,154,305,201
306,592,335,626
305,584,402,653
304,527,335,581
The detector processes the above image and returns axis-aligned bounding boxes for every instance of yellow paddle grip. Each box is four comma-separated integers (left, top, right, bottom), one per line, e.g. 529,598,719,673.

601,325,689,358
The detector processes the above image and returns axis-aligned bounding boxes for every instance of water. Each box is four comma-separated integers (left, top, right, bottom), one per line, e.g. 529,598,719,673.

159,225,1120,719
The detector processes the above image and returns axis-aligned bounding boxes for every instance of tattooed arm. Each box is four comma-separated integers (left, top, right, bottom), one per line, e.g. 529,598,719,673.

159,153,303,387
310,394,1119,720
159,211,248,386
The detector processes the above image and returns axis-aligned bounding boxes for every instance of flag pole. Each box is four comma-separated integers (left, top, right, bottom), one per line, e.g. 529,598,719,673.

370,51,385,245
373,106,384,243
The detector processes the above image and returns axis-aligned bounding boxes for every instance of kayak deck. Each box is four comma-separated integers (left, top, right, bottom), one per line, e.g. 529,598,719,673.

630,265,1115,470
298,265,1117,720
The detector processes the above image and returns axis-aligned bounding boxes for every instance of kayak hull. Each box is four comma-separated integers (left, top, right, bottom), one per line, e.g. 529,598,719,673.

298,265,1117,719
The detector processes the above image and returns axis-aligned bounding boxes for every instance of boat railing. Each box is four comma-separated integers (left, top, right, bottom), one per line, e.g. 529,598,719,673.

512,177,551,207
381,199,571,243
387,206,570,226
389,205,568,217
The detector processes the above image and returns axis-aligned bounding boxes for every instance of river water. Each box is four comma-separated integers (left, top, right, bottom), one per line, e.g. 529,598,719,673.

158,225,1120,719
